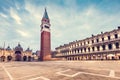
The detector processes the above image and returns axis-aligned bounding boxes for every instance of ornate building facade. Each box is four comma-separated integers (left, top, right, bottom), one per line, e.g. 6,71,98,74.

0,43,32,62
53,27,120,60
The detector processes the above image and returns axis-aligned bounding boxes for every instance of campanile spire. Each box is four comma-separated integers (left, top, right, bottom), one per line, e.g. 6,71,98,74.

40,8,51,61
43,8,49,19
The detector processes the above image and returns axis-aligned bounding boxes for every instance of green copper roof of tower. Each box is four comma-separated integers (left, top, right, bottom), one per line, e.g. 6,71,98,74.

43,8,49,19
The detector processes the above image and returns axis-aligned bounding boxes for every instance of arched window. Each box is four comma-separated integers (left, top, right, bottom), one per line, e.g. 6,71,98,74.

92,47,94,51
92,40,94,43
88,47,90,52
96,39,99,42
81,49,82,53
69,50,71,53
84,42,86,45
77,49,79,53
75,49,76,53
108,44,112,50
7,55,12,61
108,36,111,40
115,34,118,39
28,56,31,61
115,42,119,49
88,41,89,44
102,37,104,41
23,56,27,61
102,45,105,50
97,46,100,51
84,48,86,52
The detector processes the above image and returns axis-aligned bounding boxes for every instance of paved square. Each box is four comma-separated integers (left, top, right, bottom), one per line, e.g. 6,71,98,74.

0,61,120,80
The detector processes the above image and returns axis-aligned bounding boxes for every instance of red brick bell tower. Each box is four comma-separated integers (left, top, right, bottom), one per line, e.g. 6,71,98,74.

40,8,51,61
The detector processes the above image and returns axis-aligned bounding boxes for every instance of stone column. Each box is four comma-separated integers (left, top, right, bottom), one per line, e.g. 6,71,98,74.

95,46,97,52
112,43,116,50
106,44,108,51
100,46,102,51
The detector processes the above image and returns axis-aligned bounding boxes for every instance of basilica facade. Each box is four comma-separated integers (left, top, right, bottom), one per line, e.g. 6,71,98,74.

53,27,120,60
0,43,32,62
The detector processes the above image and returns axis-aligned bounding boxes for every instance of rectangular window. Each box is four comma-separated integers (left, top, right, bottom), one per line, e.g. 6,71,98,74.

108,36,110,40
115,34,118,39
92,40,94,43
81,43,82,46
102,38,104,41
108,44,112,50
115,43,119,49
81,49,82,53
102,45,105,50
84,42,86,45
88,41,89,44
97,46,100,51
92,47,94,51
96,39,99,42
84,48,86,52
88,48,90,52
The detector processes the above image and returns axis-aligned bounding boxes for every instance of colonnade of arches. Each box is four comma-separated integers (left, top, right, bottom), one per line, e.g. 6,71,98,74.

66,53,120,61
0,56,32,62
22,56,32,61
0,55,12,62
0,51,32,62
62,42,120,55
0,55,32,62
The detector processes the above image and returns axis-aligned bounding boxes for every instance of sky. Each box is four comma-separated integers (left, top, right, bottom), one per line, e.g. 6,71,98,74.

0,0,120,52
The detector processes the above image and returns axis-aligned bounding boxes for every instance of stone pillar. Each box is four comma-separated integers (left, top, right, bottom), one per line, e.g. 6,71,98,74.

100,46,102,51
106,44,108,51
113,43,116,50
95,46,97,52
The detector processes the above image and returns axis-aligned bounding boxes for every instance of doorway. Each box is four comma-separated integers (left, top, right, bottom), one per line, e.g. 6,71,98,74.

15,51,21,61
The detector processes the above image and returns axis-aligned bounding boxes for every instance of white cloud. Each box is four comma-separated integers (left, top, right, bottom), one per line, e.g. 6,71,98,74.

1,1,120,51
0,13,7,18
85,6,97,17
10,8,22,24
15,2,20,10
16,29,30,37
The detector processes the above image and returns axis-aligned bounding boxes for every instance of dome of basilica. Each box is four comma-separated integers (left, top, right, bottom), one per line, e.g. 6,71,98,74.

15,43,23,51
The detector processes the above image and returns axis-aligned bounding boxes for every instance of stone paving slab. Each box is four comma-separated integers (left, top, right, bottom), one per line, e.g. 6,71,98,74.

73,74,120,80
73,68,110,76
0,61,120,80
116,72,120,77
0,67,10,80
